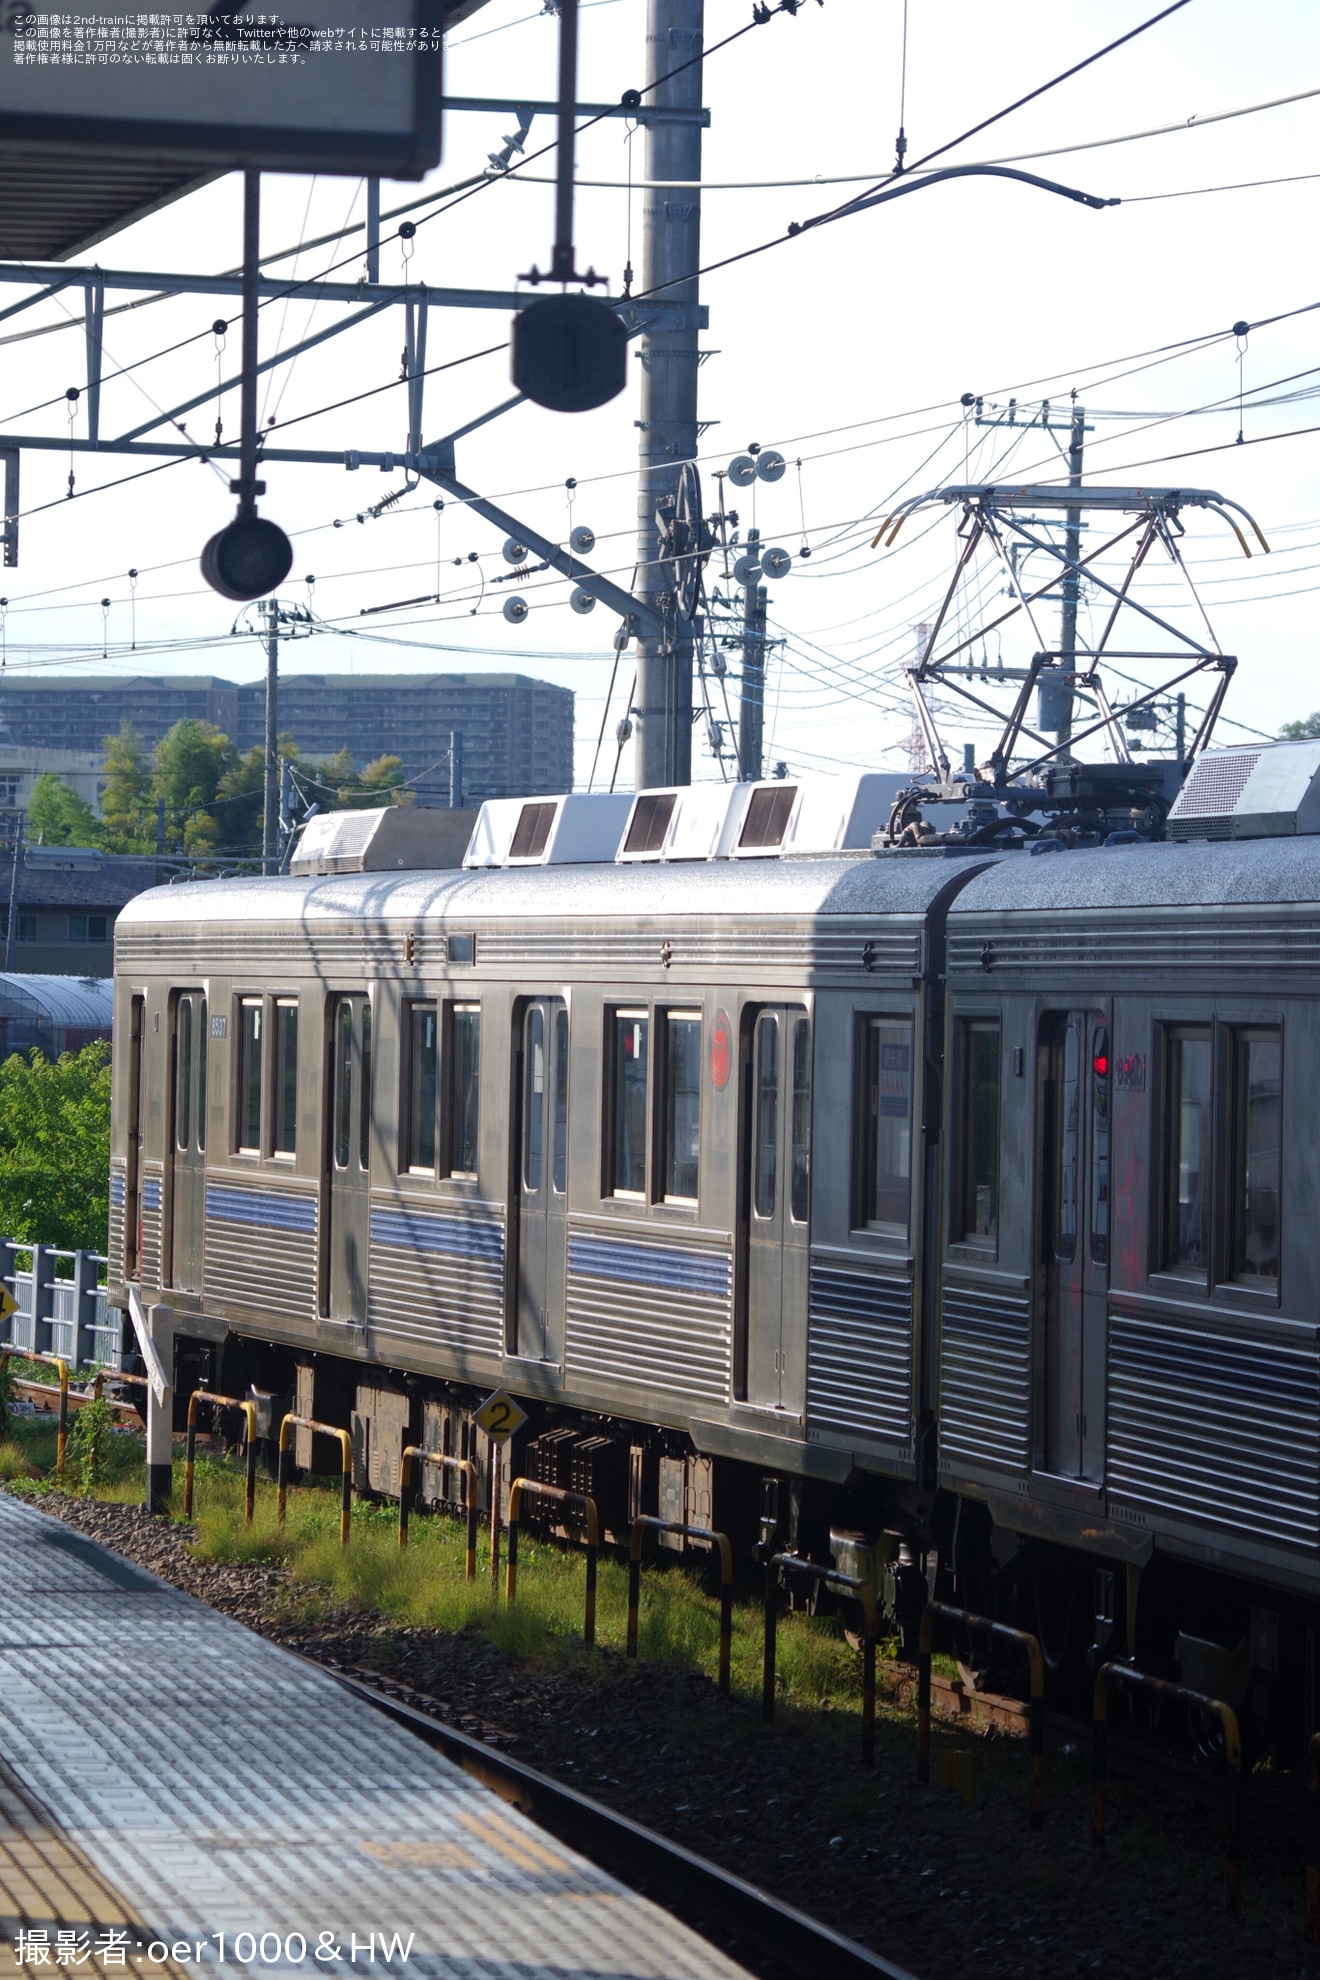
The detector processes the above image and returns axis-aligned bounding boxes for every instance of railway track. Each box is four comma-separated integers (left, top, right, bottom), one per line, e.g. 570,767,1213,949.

300,1651,920,1980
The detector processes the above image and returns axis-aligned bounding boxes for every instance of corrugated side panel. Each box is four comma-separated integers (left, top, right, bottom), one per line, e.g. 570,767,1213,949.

204,1181,318,1324
367,1199,505,1359
1108,1310,1320,1551
139,1170,162,1292
949,916,1320,977
107,1166,126,1284
807,1263,912,1444
939,1282,1031,1471
566,1220,733,1406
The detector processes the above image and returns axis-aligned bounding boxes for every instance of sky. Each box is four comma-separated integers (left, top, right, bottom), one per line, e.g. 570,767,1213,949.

2,0,1319,793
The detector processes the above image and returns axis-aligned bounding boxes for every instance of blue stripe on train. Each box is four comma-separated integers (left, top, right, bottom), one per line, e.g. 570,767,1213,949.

142,1178,162,1211
109,1173,125,1207
207,1185,317,1235
568,1235,731,1299
371,1207,504,1264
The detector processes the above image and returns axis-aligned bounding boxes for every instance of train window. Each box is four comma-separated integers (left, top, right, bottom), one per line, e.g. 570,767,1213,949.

553,1004,568,1194
1230,1029,1281,1284
1090,1025,1110,1265
663,1011,702,1202
956,1020,1000,1245
524,1005,545,1191
445,1004,480,1178
238,999,263,1155
405,1003,438,1173
857,1016,913,1238
791,1017,811,1224
197,997,207,1155
1056,1018,1082,1263
359,1004,373,1172
273,1001,297,1157
333,1000,352,1170
610,1010,650,1197
176,998,192,1151
753,1013,778,1218
625,792,677,855
1161,1028,1211,1273
509,802,556,859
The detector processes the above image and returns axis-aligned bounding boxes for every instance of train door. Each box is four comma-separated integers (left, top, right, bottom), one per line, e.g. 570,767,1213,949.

168,990,207,1292
324,994,372,1326
513,997,568,1361
126,994,145,1280
1037,1008,1110,1481
743,1005,811,1411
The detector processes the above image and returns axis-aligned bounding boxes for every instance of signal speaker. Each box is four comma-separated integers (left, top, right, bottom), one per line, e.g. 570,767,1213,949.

512,295,628,413
200,514,293,601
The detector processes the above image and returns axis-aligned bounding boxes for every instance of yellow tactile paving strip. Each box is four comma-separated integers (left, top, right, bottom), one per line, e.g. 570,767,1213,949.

0,1765,189,1979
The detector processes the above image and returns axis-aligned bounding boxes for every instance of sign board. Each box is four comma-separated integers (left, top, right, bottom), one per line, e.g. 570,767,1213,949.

473,1388,527,1446
0,1283,16,1322
0,3,444,180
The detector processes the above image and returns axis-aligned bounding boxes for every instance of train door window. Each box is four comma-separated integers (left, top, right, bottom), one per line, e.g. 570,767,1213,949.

524,1005,545,1191
196,998,208,1153
333,1000,353,1170
1161,1027,1211,1273
238,998,263,1154
1090,1025,1110,1264
857,1016,913,1238
790,1016,811,1224
359,1003,373,1172
1055,1017,1082,1262
127,994,145,1277
609,1009,649,1198
175,996,192,1151
552,1004,568,1193
956,1020,1000,1245
1230,1028,1281,1284
663,1011,702,1203
753,1012,779,1219
272,1000,298,1157
404,1003,437,1173
444,1003,480,1179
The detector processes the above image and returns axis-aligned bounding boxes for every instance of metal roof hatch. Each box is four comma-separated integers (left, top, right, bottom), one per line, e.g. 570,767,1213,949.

1165,741,1320,841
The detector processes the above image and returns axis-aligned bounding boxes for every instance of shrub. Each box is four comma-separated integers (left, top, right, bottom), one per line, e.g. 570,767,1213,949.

67,1394,117,1494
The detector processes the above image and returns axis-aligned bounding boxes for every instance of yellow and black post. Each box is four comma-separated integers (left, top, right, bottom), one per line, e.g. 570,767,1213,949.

505,1480,599,1647
398,1448,477,1578
279,1413,353,1546
765,1553,876,1763
628,1516,733,1694
920,1602,1044,1827
184,1390,257,1521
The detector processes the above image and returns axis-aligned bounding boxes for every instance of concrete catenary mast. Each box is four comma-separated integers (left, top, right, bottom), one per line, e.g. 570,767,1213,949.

633,0,704,792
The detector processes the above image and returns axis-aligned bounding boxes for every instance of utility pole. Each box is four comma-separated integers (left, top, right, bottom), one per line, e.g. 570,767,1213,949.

737,528,767,782
263,597,278,872
1049,400,1086,755
633,0,704,793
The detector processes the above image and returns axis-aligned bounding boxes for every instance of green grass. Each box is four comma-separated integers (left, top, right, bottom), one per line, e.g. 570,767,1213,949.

183,1455,869,1710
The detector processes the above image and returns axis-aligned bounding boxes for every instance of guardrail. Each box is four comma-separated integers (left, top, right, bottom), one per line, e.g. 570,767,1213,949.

505,1479,599,1647
1093,1660,1241,1914
1,1346,68,1481
0,1243,116,1370
398,1446,477,1578
765,1552,875,1764
628,1516,734,1695
277,1412,353,1546
183,1389,258,1522
918,1603,1045,1829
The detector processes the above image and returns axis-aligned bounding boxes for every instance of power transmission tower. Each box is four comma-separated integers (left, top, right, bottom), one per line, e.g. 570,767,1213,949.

633,0,704,792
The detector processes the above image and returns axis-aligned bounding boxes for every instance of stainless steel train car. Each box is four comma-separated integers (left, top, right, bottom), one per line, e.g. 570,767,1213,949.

106,750,1320,1748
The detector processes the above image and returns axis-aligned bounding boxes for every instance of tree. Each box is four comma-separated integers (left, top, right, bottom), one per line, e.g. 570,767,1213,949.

153,718,238,854
25,774,101,848
99,723,152,852
1281,715,1320,739
0,1040,111,1251
304,747,412,811
213,734,300,854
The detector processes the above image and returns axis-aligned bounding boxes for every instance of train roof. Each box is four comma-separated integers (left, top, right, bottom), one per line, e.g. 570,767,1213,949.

116,851,992,932
950,832,1320,917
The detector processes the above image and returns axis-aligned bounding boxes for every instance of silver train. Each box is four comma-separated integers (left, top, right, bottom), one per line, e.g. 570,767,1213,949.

108,746,1320,1749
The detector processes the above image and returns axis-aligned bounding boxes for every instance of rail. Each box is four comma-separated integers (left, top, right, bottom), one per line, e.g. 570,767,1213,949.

628,1516,733,1695
1093,1660,1241,1914
183,1389,258,1522
918,1602,1044,1829
398,1447,477,1579
765,1553,875,1764
277,1413,353,1546
505,1479,599,1647
1,1346,68,1482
